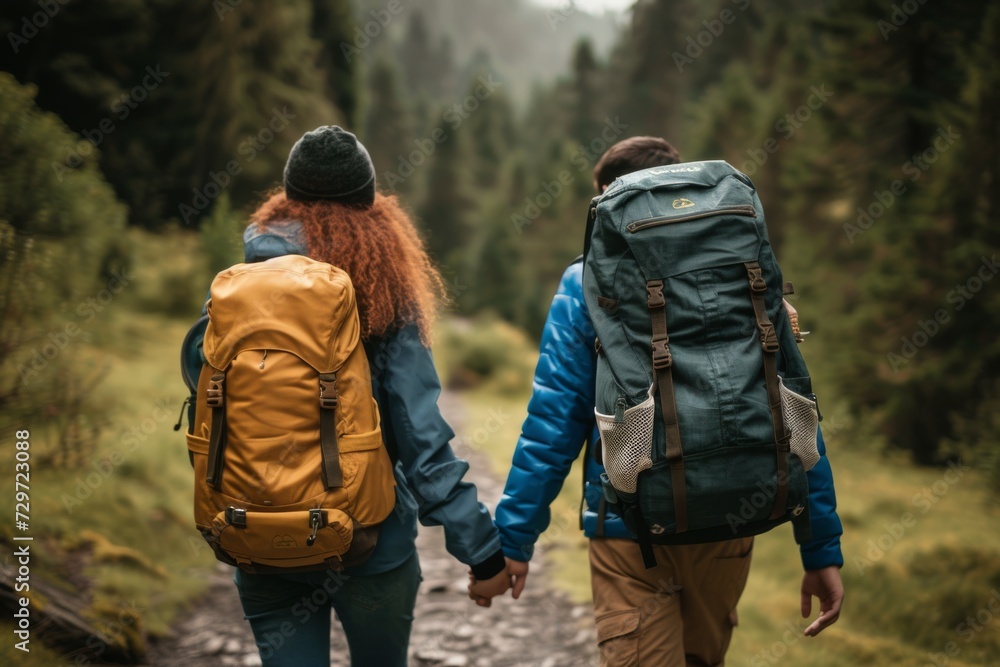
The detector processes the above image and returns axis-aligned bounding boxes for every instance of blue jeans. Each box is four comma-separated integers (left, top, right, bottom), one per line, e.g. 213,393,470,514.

234,552,421,667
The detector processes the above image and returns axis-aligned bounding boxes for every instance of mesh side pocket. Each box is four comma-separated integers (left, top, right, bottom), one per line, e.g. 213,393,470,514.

595,387,655,494
778,378,820,472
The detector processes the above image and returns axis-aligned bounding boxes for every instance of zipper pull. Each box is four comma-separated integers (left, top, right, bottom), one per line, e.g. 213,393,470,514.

306,509,324,547
259,350,268,370
173,396,192,432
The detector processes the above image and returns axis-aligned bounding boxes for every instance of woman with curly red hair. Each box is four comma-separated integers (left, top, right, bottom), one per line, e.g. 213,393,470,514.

234,126,510,666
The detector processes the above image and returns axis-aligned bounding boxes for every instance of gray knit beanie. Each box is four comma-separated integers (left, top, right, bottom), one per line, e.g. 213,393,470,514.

283,126,376,207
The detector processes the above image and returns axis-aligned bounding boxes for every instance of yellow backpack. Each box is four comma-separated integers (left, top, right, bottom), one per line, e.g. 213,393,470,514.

186,254,395,572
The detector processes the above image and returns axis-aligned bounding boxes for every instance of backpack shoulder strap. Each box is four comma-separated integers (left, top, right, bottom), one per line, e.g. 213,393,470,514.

646,279,688,538
582,197,599,264
181,314,209,393
744,262,791,521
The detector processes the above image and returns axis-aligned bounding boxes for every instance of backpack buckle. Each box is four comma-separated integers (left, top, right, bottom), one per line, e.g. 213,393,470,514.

319,373,338,410
206,373,225,408
646,281,665,309
225,506,247,528
758,323,780,353
748,267,767,292
306,508,328,547
651,340,673,369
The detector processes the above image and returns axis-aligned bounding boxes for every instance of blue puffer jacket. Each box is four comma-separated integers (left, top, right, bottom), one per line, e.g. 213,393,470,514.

495,260,844,571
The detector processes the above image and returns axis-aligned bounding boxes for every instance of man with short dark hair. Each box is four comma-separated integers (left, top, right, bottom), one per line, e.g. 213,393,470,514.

591,135,682,190
489,136,844,665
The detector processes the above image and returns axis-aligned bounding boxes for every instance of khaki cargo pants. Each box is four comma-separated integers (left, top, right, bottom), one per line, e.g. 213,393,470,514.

590,536,753,666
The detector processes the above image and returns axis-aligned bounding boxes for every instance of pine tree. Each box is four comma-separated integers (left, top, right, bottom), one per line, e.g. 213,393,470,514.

806,0,993,463
611,0,699,143
0,73,126,426
398,11,441,98
361,55,414,194
1,0,347,228
463,69,515,191
162,0,341,223
417,120,474,269
569,39,606,146
310,0,362,126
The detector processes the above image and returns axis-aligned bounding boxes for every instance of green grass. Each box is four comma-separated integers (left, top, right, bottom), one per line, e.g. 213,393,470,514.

0,311,218,662
453,347,1000,666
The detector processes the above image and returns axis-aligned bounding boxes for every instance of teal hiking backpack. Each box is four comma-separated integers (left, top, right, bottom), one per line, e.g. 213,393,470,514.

582,160,820,567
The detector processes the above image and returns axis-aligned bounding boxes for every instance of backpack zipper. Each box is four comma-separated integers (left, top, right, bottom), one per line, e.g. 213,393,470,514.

626,205,756,233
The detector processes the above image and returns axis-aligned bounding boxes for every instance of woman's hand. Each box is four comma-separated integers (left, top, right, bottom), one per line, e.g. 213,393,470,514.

468,568,512,608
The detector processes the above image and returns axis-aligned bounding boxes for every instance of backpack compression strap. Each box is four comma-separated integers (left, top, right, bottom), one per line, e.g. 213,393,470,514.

206,371,227,488
318,373,344,488
646,280,688,535
205,370,345,490
744,262,790,520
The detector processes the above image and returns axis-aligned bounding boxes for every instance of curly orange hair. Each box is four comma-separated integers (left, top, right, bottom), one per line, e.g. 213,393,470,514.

248,191,445,344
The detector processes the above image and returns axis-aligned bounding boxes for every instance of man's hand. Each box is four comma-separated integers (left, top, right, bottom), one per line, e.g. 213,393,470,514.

801,566,844,637
506,558,529,600
468,568,511,608
783,298,797,319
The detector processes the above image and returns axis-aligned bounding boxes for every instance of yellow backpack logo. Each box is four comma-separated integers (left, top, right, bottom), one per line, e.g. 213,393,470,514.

672,198,695,209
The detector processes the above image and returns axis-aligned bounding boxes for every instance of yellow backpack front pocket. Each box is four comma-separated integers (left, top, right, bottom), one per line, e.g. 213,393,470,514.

212,507,353,570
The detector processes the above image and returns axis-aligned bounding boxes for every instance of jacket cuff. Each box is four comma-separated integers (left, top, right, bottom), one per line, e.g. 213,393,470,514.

470,549,507,581
501,541,534,562
800,535,844,571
